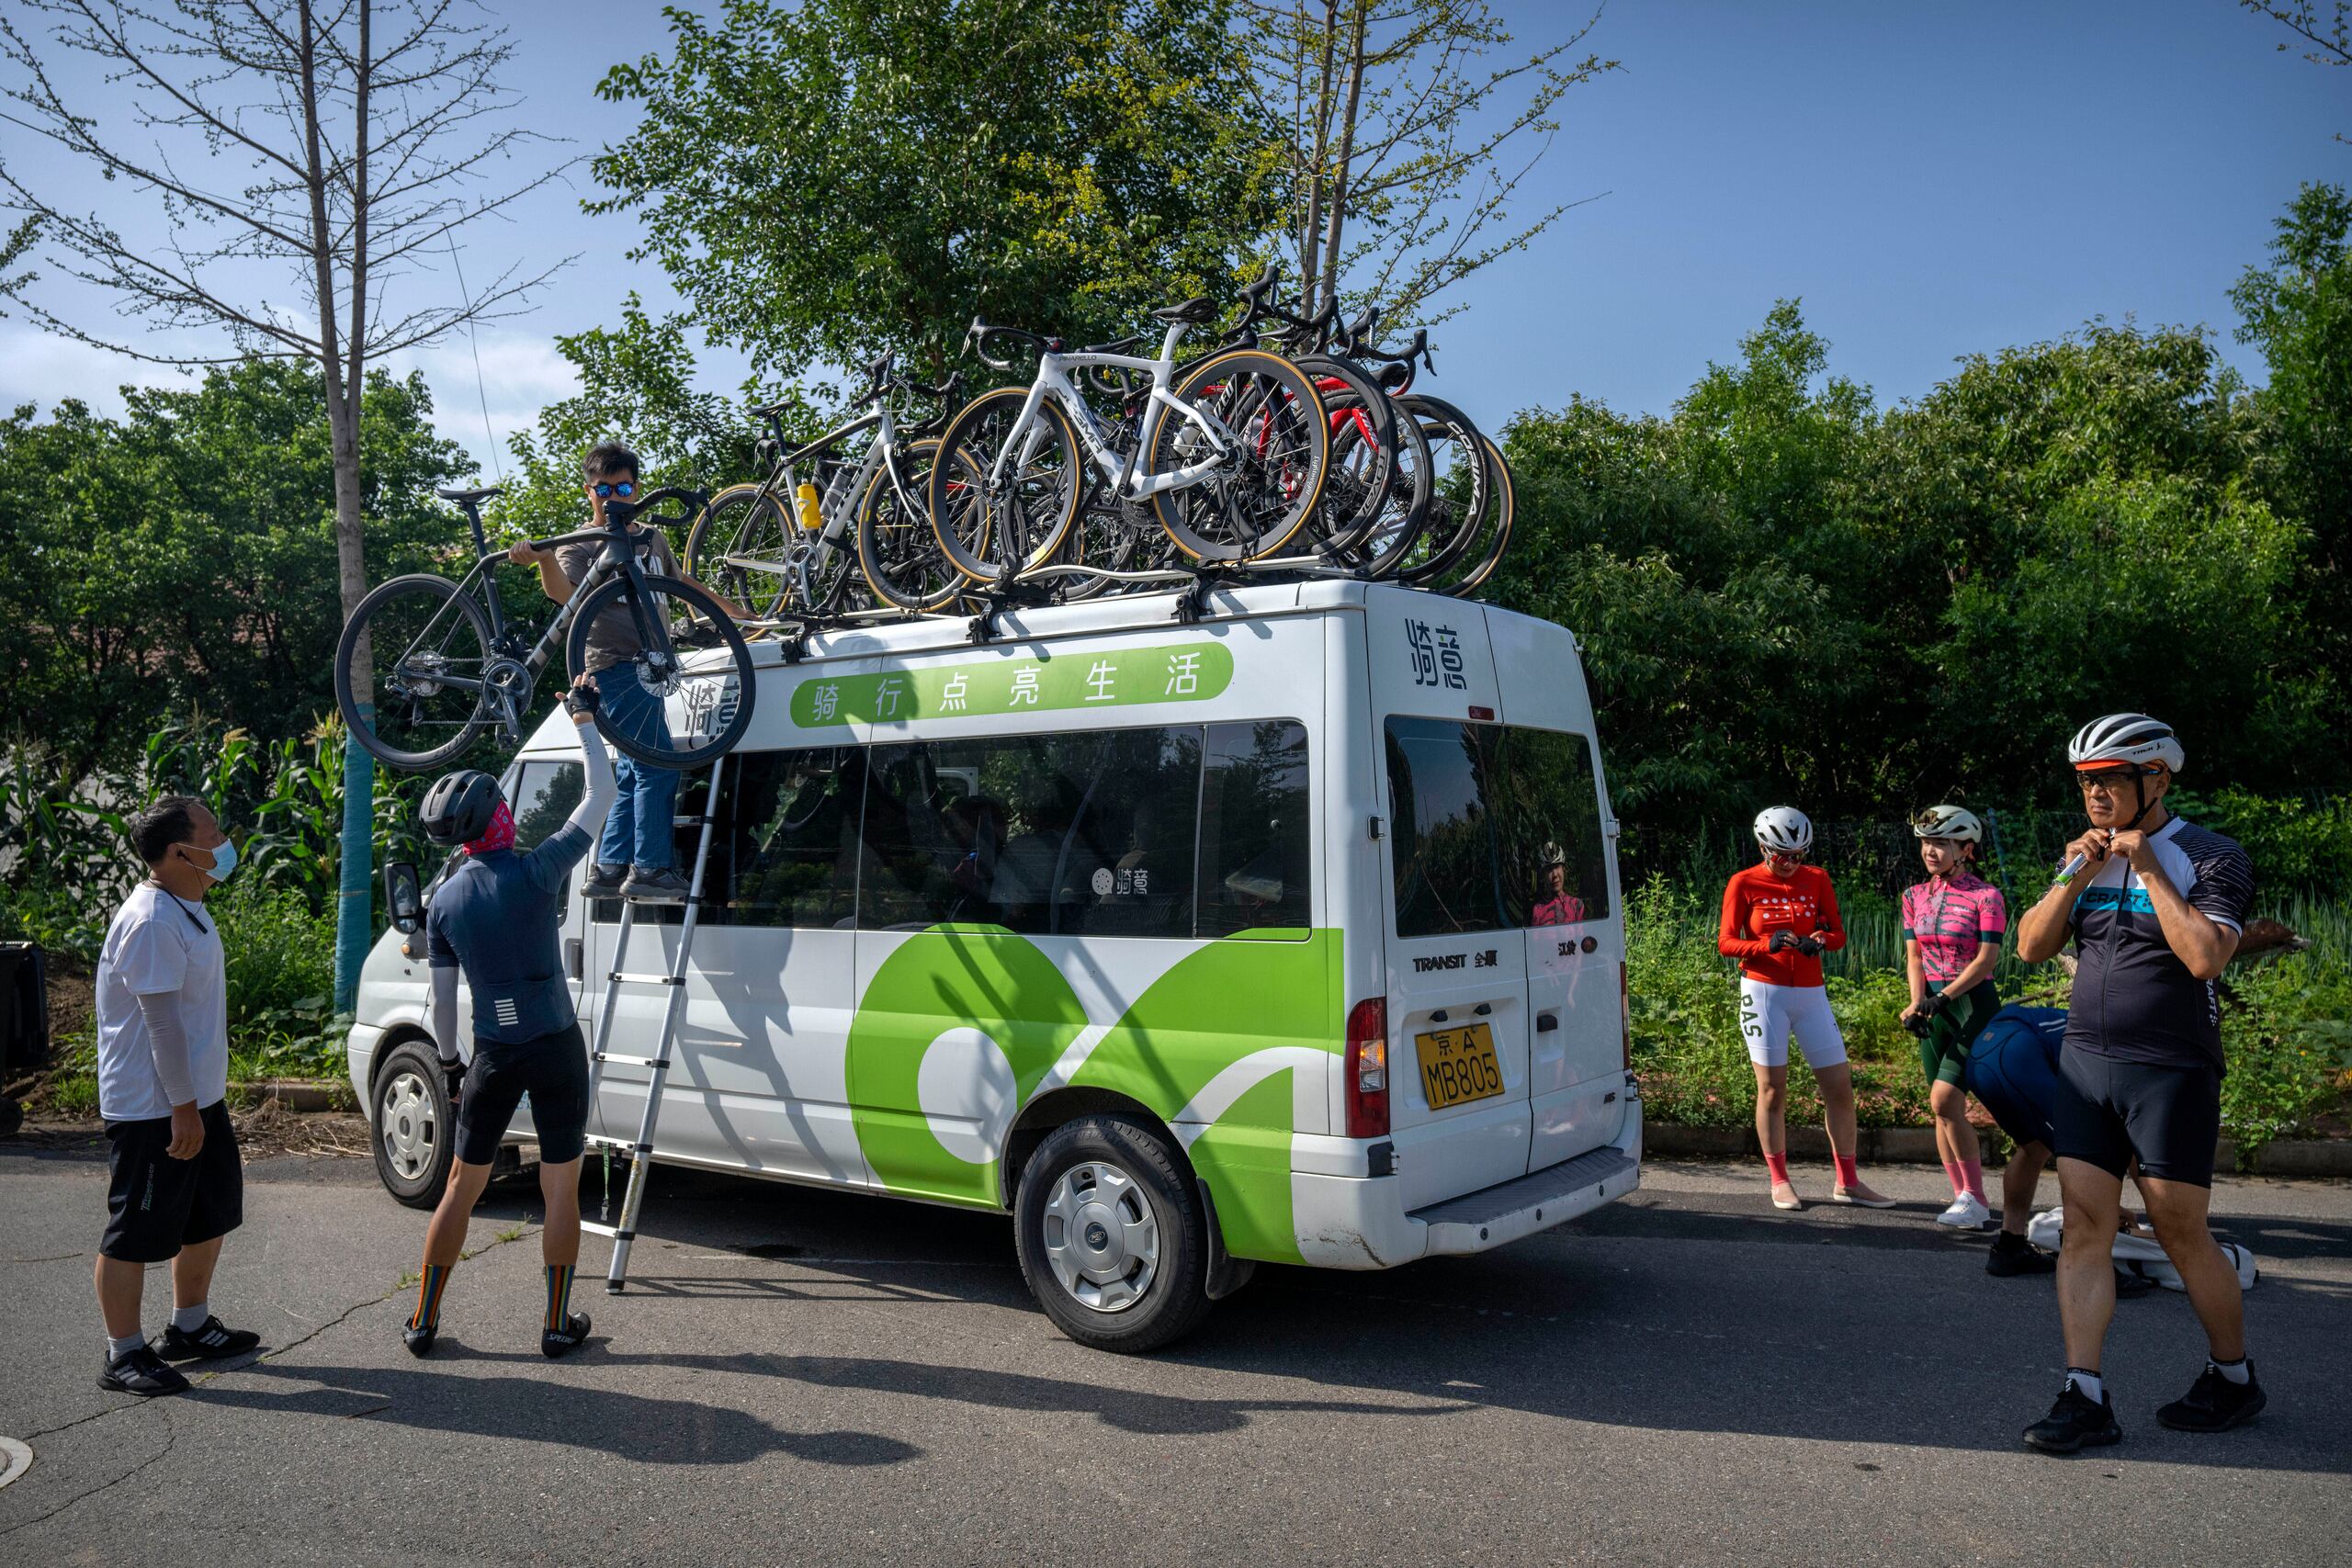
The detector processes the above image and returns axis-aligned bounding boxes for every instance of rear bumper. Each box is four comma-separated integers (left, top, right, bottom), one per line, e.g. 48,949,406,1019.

1290,1090,1643,1269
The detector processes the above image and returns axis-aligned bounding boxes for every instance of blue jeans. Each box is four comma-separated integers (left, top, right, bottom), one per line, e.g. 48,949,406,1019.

592,664,677,872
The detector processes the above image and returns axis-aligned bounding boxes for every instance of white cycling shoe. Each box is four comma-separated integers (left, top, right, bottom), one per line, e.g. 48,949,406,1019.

1936,1193,1991,1229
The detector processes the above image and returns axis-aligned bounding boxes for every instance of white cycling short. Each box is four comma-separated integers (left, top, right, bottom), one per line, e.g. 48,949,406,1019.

1738,977,1848,1070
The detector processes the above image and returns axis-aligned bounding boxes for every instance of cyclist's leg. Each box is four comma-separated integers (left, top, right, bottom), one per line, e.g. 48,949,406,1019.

2120,1062,2244,1361
2051,1048,2133,1373
2002,1139,2051,1235
589,666,640,866
1741,978,1799,1202
1925,1003,1983,1201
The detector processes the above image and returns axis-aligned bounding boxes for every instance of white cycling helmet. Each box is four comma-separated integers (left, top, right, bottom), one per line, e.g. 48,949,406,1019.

2067,713,2184,773
1912,805,1983,843
1753,806,1813,854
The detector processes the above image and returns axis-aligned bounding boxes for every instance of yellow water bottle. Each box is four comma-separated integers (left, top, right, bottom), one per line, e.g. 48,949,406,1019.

794,482,822,532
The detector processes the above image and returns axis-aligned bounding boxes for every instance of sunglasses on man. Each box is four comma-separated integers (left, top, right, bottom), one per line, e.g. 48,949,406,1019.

591,480,636,499
2075,764,2160,794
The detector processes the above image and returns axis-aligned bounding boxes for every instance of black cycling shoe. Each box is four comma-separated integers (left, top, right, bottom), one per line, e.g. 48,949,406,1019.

2022,1383,2121,1454
402,1320,439,1358
159,1315,261,1360
1986,1231,2056,1277
542,1311,592,1359
99,1346,190,1396
2157,1360,2267,1432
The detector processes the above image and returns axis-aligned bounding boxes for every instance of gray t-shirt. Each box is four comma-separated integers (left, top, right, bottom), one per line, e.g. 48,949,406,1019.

556,525,679,672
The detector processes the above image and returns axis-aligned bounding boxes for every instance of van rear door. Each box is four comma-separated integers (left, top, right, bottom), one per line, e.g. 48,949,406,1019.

1365,591,1532,1208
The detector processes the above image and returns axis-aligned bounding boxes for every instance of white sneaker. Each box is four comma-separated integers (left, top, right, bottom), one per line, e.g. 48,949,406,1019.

1937,1193,1991,1229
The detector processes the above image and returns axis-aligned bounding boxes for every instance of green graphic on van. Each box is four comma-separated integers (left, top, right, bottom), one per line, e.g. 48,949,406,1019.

844,926,1340,1265
790,641,1234,727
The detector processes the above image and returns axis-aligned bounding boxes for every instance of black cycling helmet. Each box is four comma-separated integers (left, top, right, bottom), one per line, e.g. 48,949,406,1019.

420,770,503,846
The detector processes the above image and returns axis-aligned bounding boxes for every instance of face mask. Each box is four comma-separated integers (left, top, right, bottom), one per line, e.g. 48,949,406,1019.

184,838,237,883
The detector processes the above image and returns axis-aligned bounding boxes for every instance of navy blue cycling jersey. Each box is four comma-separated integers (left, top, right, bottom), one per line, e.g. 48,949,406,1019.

2064,816,2253,1074
426,821,593,1045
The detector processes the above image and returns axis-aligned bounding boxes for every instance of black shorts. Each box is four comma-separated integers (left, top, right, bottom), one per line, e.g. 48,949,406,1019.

2052,1046,2222,1188
101,1100,243,1263
456,1021,590,1166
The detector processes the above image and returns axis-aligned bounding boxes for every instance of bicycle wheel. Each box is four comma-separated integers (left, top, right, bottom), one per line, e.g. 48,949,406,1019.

566,572,757,770
1341,403,1433,581
858,439,966,613
334,573,498,772
1440,434,1517,598
1388,394,1491,587
1148,349,1329,563
1057,492,1185,601
685,483,793,619
927,387,1083,584
1294,356,1396,561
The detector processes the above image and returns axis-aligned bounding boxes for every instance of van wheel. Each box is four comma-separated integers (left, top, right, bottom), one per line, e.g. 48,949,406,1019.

373,1040,455,1210
1012,1114,1213,1353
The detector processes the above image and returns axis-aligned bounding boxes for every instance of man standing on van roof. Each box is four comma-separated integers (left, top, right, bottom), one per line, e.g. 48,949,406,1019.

90,795,262,1395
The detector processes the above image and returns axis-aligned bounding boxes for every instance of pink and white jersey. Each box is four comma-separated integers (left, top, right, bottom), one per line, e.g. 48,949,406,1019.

1901,872,2007,983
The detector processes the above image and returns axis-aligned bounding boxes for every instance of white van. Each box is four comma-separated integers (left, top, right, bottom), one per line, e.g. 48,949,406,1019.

347,580,1642,1350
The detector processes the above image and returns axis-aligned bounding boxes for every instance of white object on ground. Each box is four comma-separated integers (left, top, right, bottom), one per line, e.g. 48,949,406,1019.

2024,1206,2258,1292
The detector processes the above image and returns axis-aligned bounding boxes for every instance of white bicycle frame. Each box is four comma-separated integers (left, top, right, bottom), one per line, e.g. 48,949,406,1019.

989,321,1242,502
721,396,922,607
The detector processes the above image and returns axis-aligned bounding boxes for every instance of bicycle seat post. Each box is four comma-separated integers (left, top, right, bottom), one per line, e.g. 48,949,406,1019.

459,498,490,561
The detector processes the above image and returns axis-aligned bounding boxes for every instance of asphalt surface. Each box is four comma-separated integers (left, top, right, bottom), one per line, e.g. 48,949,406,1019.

2,1137,2347,1567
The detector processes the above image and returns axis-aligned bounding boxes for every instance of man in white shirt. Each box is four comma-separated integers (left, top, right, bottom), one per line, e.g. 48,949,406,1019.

91,795,261,1396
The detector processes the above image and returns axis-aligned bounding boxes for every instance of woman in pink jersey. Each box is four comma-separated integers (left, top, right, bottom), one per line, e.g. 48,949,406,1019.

1899,806,2007,1230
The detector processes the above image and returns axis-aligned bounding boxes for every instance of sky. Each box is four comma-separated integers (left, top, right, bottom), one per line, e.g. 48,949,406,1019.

0,0,2343,477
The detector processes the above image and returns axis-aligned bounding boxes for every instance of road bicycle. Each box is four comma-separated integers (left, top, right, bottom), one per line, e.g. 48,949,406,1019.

926,294,1330,584
684,355,967,617
334,485,756,772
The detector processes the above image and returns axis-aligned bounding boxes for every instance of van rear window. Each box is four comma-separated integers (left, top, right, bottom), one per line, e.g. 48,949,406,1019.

1384,718,1610,938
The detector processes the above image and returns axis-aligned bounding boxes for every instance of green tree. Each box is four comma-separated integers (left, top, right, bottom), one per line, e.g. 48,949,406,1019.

586,0,1284,385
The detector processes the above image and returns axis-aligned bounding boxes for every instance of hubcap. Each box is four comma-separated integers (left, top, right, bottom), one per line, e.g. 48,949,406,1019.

1040,1159,1159,1314
379,1069,438,1182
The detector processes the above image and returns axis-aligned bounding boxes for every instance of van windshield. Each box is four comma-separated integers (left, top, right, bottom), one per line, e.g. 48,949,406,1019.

1384,718,1609,938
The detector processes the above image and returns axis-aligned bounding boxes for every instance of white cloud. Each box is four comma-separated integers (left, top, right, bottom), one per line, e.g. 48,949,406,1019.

389,330,582,475
0,326,208,419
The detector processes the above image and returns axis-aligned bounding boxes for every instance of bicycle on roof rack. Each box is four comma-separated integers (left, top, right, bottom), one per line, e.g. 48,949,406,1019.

684,354,968,618
334,484,757,773
926,290,1331,591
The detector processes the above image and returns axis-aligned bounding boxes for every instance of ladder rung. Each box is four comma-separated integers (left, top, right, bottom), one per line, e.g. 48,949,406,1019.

607,971,686,986
581,1221,636,1240
594,1052,671,1068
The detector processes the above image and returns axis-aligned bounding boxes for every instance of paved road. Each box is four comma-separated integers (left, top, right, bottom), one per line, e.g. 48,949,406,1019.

3,1138,2347,1567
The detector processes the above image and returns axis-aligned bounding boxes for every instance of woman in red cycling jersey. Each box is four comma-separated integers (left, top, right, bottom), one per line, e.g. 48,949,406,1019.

1720,807,1894,1212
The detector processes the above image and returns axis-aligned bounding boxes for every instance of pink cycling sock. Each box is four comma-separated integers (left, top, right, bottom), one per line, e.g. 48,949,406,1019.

1961,1159,1987,1203
1763,1151,1791,1184
1834,1154,1860,1188
1942,1160,1969,1198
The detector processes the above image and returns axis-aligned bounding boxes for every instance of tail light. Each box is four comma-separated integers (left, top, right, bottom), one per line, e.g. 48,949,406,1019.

1344,996,1389,1138
1619,961,1633,1072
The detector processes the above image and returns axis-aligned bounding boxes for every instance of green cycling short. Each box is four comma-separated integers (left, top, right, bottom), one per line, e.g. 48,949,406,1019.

1920,981,1998,1086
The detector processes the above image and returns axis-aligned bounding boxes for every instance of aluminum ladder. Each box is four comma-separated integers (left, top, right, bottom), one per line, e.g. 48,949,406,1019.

582,755,724,1292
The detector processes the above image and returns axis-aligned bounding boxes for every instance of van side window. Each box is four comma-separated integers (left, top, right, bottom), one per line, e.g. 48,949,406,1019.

723,747,863,929
510,761,584,850
1199,720,1311,938
1493,728,1611,925
1384,716,1507,937
588,766,718,928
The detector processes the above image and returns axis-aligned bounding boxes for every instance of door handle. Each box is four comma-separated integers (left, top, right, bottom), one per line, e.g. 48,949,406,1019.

1536,1011,1558,1032
565,937,584,982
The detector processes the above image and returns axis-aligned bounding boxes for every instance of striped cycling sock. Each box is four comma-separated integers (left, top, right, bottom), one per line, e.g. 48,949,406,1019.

409,1263,453,1331
545,1265,575,1333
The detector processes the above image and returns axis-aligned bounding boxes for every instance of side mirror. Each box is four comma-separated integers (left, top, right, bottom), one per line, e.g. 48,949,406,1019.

384,861,423,935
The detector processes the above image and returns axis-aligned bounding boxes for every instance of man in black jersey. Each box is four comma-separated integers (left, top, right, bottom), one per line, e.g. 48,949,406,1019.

2013,713,2263,1452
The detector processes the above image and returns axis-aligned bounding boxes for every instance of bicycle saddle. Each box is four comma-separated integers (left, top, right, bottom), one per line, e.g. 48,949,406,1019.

435,486,503,504
1150,296,1218,324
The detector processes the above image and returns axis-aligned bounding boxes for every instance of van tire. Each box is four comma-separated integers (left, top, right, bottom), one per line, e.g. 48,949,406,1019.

1012,1114,1213,1354
372,1039,456,1210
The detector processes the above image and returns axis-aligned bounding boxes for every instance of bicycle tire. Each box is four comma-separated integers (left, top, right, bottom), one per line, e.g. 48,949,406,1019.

857,439,966,613
684,483,793,619
1440,434,1517,598
1342,405,1434,581
334,572,496,772
926,386,1083,584
1147,348,1329,563
1389,394,1491,587
1292,355,1396,560
1057,491,1185,601
565,572,758,770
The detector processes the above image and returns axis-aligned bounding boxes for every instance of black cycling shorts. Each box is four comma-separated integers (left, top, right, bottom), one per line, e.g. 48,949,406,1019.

101,1100,243,1263
2051,1046,2221,1188
455,1021,590,1166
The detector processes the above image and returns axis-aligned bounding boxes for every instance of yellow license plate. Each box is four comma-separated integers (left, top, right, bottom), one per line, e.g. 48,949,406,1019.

1415,1022,1505,1111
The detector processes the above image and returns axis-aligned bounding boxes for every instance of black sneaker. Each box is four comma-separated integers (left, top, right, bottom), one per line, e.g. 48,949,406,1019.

402,1321,439,1358
2157,1360,2267,1432
2022,1382,2121,1454
621,867,689,903
2114,1266,2158,1299
158,1315,261,1361
542,1311,592,1359
1986,1231,2056,1277
98,1346,190,1397
581,862,628,900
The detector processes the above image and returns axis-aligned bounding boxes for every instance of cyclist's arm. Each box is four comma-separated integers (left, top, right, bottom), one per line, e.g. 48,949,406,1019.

1717,879,1766,959
509,540,578,604
681,570,752,621
2136,859,2239,981
1904,939,1926,1010
1814,878,1846,952
526,710,618,889
1948,939,1999,996
428,964,460,1066
2016,861,2094,963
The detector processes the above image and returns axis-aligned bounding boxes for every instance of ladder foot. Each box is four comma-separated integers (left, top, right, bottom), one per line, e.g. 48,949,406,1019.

605,1280,627,1294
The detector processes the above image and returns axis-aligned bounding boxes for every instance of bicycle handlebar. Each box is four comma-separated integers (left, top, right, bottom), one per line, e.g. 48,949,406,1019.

526,485,707,549
967,316,1061,371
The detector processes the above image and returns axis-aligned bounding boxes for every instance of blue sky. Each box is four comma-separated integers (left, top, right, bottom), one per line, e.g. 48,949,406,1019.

0,1,2341,475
